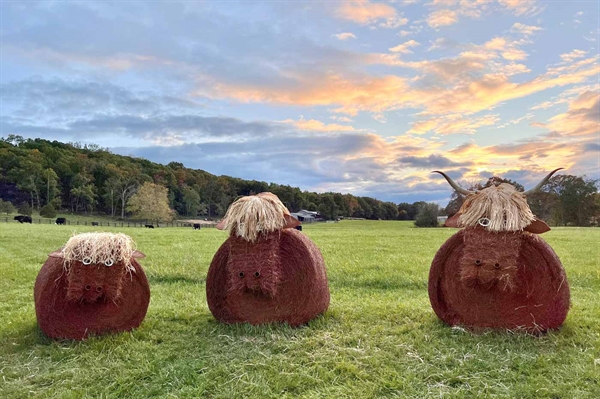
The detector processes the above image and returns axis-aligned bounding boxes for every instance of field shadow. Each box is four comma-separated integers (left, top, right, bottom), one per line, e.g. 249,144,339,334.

332,277,427,291
0,323,54,352
149,274,206,285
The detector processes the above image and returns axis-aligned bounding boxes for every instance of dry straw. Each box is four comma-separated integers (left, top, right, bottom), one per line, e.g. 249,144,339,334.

221,192,290,242
459,183,535,232
61,232,137,272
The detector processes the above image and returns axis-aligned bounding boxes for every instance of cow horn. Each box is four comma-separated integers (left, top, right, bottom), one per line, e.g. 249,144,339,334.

522,168,564,195
432,171,475,196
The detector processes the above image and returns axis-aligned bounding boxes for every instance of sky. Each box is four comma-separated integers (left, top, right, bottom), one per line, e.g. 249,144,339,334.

1,0,598,204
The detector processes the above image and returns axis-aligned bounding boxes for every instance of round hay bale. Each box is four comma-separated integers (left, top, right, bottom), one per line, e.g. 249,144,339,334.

206,229,330,326
428,227,570,333
34,233,150,340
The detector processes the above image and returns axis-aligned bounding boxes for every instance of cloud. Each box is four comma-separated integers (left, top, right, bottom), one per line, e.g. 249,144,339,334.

497,0,542,16
389,40,420,54
398,154,472,168
335,0,397,25
560,49,588,63
281,118,359,132
510,22,543,36
334,32,357,40
544,90,600,137
427,9,458,28
409,114,499,135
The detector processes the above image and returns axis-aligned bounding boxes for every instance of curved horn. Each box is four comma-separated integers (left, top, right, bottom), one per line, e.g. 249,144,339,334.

522,168,564,195
432,171,475,196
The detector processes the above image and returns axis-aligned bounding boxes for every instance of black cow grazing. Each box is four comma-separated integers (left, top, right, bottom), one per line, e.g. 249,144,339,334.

193,223,201,230
55,218,66,225
91,222,99,226
144,224,154,229
14,215,32,224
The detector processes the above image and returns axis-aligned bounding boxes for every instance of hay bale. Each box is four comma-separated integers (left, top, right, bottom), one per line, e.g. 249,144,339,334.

34,232,150,340
207,192,329,326
428,227,570,333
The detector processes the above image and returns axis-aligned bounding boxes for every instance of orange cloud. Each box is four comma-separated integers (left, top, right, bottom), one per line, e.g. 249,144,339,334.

409,114,499,135
427,9,458,28
335,0,397,25
281,118,359,132
498,0,542,16
389,40,420,54
334,32,357,41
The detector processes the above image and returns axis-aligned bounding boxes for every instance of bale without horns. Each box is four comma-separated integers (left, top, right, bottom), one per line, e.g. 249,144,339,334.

207,228,330,326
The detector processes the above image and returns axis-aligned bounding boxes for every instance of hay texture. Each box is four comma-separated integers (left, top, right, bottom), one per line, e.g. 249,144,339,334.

34,233,150,340
458,184,535,232
207,192,329,326
428,227,570,333
219,192,291,242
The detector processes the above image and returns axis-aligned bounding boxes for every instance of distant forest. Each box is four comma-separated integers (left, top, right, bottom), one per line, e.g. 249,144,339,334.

0,135,598,225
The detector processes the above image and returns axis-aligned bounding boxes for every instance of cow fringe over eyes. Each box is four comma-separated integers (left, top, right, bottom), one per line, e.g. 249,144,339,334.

61,232,137,272
221,192,290,242
459,184,535,232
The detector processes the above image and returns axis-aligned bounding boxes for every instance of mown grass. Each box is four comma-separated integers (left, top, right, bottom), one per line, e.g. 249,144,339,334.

1,221,598,398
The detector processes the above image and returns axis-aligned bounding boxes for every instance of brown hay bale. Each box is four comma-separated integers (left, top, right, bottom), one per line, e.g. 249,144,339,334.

428,227,570,333
206,228,330,326
34,234,150,340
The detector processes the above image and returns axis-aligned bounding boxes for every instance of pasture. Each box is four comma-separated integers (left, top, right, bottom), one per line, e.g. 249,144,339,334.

1,221,598,398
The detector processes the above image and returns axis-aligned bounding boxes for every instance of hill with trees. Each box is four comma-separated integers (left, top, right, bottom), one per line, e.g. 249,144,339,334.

0,135,598,225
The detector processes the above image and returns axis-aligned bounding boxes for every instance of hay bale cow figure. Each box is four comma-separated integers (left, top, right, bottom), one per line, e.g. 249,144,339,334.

207,192,330,326
34,232,150,340
429,169,570,334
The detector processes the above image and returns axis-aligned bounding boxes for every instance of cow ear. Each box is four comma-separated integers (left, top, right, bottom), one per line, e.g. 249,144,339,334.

48,249,64,258
132,250,146,259
524,218,551,234
444,213,462,228
283,214,301,229
216,219,227,230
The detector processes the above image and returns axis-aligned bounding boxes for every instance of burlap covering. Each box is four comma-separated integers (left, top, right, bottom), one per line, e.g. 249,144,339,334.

34,256,150,340
428,227,570,333
207,228,330,326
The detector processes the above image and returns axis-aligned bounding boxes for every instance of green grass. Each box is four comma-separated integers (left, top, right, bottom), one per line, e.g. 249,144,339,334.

1,221,598,398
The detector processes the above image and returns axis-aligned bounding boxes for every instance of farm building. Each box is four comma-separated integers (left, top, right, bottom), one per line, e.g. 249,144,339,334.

290,210,321,223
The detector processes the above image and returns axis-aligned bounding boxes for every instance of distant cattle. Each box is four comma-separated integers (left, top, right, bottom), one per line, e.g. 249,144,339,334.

294,225,303,231
14,215,32,224
144,224,154,229
193,223,201,230
55,218,66,225
91,222,99,226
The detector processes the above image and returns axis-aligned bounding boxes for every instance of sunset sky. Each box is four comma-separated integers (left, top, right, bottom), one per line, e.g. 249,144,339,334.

1,0,598,204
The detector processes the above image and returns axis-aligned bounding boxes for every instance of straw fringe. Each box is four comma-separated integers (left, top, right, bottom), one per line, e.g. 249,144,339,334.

459,183,534,232
221,192,290,242
61,232,137,272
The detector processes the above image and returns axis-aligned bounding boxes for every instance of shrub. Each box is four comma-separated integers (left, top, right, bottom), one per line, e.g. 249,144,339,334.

0,200,17,215
40,204,57,218
18,202,32,216
414,203,440,228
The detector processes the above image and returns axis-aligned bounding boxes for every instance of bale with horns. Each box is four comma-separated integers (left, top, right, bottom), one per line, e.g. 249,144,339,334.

428,169,570,333
207,192,330,326
34,232,150,340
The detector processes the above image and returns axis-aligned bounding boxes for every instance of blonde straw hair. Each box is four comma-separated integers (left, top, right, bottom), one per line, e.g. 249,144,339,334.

221,192,291,242
61,232,137,272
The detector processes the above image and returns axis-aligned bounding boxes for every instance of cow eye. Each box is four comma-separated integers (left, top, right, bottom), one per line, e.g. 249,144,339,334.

239,272,245,278
494,263,500,269
475,260,482,266
82,257,92,265
254,271,260,277
104,259,114,267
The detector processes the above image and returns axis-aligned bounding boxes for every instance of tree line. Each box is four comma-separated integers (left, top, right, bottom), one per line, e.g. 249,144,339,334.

0,136,597,225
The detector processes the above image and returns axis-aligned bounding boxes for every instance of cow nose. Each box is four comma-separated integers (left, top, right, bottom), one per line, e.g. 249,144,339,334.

96,286,103,293
84,284,91,291
475,260,482,266
254,271,260,277
494,263,501,269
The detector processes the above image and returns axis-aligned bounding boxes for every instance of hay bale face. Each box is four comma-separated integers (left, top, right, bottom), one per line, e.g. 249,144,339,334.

207,192,330,326
34,233,150,340
429,170,570,333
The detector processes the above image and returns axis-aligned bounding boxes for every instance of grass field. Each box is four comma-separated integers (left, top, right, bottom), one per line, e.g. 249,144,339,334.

1,221,598,398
